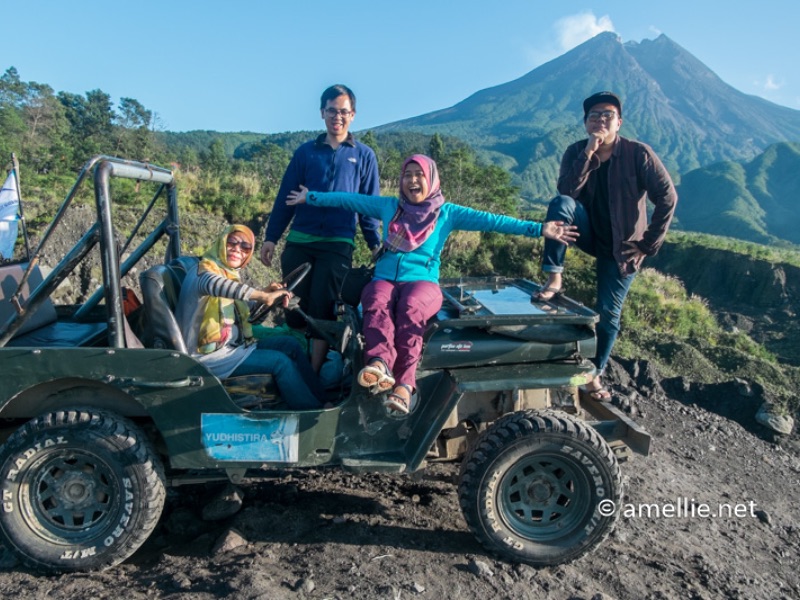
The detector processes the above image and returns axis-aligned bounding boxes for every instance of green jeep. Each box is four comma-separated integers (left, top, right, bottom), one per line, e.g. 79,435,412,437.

0,157,649,572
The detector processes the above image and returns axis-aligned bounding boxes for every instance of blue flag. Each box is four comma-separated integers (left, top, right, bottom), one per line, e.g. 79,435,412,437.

0,171,20,259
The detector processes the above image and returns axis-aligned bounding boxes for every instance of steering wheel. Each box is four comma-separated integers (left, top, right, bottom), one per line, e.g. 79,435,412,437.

247,262,312,324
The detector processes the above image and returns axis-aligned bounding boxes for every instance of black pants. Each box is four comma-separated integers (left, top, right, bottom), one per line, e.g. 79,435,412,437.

281,240,353,332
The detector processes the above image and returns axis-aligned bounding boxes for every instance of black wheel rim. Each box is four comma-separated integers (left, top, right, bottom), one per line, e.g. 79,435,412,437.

497,452,593,541
21,449,119,544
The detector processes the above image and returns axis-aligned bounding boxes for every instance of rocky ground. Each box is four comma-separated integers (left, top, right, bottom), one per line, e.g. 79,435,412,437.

0,357,797,600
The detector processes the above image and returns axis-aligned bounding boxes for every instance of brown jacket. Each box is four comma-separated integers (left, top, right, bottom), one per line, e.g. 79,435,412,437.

557,135,678,275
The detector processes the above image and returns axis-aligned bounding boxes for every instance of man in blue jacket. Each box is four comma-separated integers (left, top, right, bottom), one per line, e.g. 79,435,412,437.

261,84,381,372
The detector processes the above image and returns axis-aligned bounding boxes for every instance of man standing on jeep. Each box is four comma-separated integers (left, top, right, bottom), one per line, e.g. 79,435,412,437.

261,84,382,372
535,91,678,401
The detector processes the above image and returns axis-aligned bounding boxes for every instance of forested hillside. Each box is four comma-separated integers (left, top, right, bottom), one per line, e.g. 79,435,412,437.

0,66,533,276
675,142,800,246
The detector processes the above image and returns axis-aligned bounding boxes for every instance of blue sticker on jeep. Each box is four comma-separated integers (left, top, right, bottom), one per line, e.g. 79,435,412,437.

201,413,298,462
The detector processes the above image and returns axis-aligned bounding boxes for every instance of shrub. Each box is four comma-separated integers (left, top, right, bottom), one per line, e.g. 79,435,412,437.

623,269,717,340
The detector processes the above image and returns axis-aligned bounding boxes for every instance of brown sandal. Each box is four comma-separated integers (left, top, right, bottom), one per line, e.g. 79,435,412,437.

579,383,612,403
532,286,563,302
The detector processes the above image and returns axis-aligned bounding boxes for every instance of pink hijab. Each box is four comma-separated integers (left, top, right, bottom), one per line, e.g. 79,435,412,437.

384,154,446,253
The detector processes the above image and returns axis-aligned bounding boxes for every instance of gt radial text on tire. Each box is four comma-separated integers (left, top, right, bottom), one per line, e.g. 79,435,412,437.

0,409,166,572
458,409,622,566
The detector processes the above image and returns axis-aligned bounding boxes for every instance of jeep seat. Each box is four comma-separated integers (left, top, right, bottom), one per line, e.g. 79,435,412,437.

0,262,107,347
139,256,199,352
139,256,281,408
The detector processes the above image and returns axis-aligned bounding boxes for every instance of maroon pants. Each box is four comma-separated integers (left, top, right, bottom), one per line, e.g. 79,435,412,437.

361,279,443,390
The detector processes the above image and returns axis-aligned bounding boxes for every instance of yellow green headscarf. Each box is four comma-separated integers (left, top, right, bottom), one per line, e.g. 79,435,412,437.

196,225,256,353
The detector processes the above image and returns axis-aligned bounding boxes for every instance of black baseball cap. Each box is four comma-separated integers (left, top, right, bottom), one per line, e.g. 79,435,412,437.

583,91,622,119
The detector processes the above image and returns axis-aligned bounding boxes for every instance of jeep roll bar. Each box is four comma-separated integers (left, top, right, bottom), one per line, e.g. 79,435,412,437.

0,156,179,348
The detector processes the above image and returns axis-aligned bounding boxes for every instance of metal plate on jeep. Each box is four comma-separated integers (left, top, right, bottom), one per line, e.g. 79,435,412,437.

437,278,598,327
201,413,299,462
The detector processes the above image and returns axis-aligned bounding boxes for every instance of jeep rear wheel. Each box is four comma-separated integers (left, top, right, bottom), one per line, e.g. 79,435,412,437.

458,410,621,566
0,409,166,572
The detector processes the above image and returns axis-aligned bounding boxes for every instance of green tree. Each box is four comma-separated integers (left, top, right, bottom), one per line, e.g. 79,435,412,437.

0,67,26,107
438,147,518,215
428,132,445,162
114,97,154,160
177,146,200,170
58,89,115,164
361,130,379,153
200,139,229,176
245,141,290,193
0,106,24,161
0,69,71,172
0,68,26,160
22,82,70,172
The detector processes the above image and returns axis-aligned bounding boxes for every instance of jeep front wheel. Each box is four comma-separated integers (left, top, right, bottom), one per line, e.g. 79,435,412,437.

458,410,621,566
0,409,166,572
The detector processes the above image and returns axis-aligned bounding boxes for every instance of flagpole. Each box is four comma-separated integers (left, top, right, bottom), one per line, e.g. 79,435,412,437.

10,153,30,260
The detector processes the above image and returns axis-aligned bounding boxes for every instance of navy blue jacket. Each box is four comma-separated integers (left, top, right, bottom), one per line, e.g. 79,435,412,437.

265,133,381,248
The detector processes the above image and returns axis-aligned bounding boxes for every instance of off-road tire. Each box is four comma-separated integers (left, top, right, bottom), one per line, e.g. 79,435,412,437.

458,409,621,566
0,408,166,572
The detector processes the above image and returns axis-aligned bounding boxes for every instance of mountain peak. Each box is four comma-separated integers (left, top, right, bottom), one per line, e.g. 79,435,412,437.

375,32,800,199
589,30,622,43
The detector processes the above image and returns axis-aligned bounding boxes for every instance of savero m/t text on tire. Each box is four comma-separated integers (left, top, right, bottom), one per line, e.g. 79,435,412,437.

458,410,622,566
0,409,166,572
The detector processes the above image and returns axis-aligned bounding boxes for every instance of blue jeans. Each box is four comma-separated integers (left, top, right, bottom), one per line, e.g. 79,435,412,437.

231,336,324,409
542,195,636,374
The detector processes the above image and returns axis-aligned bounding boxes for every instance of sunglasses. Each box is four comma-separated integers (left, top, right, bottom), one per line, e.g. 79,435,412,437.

226,239,253,252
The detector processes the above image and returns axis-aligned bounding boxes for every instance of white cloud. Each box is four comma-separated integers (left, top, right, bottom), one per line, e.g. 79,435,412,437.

554,11,615,51
521,11,616,70
763,75,783,91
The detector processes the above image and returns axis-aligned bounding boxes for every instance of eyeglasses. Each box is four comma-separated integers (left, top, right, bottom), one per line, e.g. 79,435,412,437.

324,108,353,118
226,239,253,252
587,110,618,121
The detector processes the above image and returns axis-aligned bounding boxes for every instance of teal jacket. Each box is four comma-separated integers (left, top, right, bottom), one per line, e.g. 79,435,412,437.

307,191,543,283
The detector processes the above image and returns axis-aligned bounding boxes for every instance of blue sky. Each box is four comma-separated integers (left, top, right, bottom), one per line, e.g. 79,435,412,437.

5,1,799,134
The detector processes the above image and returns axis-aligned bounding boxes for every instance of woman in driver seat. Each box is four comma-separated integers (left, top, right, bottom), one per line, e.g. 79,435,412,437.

176,224,324,409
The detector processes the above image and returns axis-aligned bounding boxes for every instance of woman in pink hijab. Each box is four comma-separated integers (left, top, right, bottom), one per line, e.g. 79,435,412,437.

287,154,577,414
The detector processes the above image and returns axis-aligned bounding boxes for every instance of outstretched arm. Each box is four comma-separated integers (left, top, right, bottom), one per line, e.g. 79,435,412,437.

449,204,578,245
287,185,394,220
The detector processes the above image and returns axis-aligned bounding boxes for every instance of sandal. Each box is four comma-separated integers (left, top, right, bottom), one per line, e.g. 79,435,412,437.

357,360,395,393
383,384,412,415
532,286,563,302
579,384,612,403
